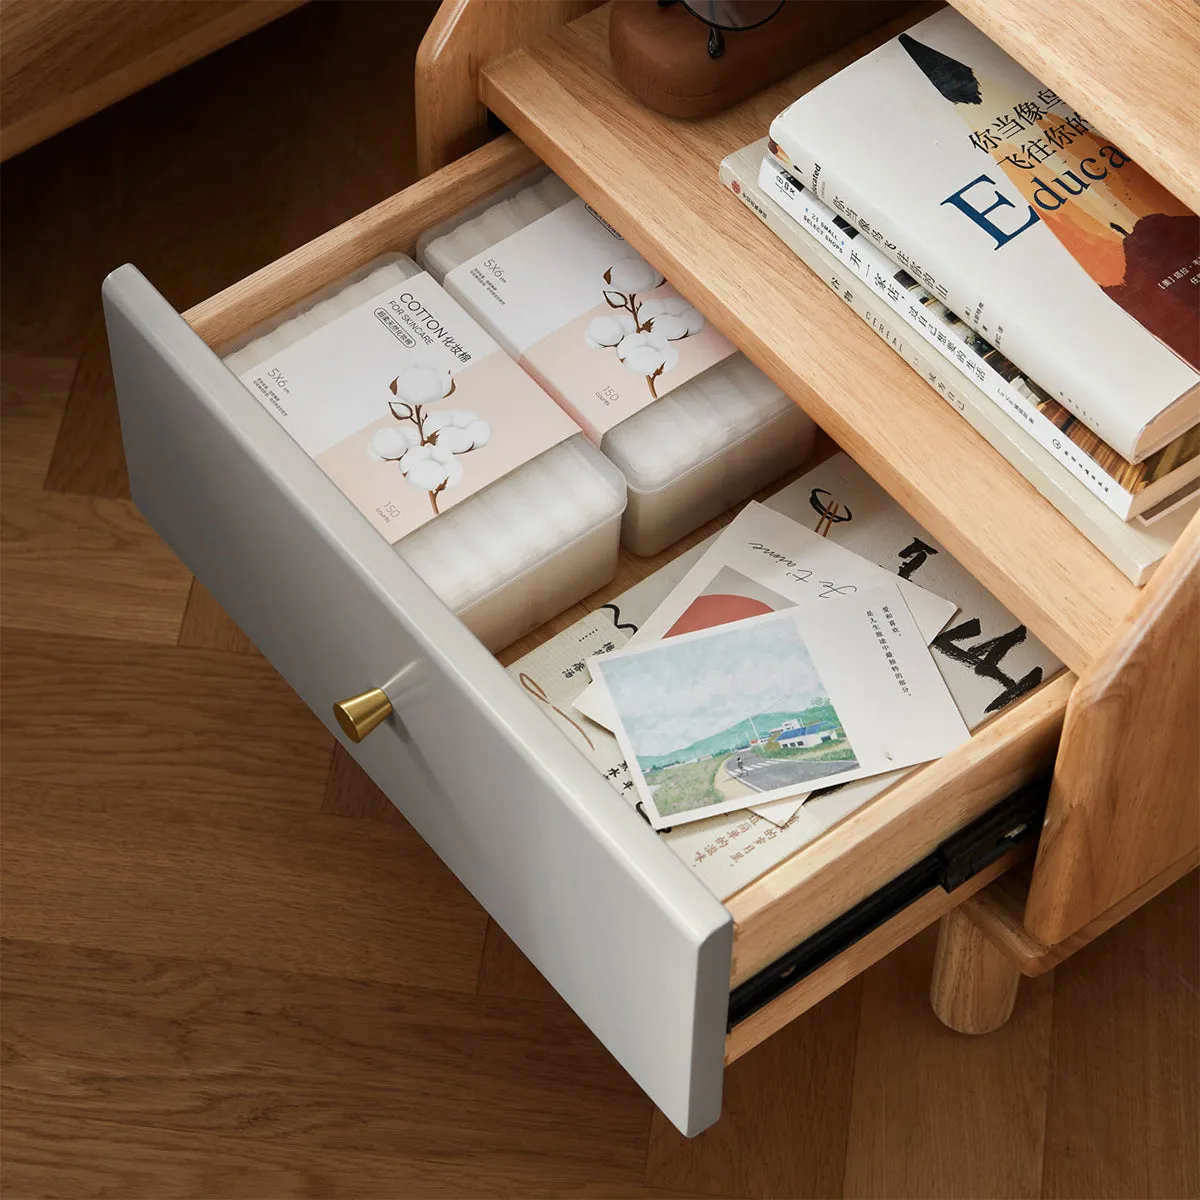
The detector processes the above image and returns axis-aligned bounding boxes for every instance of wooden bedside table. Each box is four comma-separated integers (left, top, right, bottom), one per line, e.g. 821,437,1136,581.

416,0,1200,1094
100,0,1198,1137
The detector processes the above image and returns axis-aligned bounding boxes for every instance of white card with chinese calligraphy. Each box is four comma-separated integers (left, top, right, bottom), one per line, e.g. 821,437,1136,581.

591,584,970,829
573,502,957,733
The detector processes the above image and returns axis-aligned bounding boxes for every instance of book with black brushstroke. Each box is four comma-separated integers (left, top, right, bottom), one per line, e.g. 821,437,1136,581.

753,151,1200,521
718,139,1200,585
768,7,1200,464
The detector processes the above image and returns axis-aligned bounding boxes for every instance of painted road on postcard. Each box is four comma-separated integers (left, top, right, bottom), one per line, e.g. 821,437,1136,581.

723,753,850,793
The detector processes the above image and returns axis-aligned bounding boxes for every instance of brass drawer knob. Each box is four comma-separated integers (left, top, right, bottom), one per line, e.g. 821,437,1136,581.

333,687,392,743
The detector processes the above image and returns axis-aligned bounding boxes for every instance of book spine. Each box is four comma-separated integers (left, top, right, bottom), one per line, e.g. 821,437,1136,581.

719,152,1161,584
756,158,1136,521
766,128,1144,460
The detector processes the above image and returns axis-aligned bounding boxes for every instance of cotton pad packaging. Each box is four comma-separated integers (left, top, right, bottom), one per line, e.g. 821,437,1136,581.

417,171,816,556
220,253,627,652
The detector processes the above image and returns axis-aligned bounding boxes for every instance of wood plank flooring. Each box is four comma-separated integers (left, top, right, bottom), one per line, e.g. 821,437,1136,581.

1,4,1197,1196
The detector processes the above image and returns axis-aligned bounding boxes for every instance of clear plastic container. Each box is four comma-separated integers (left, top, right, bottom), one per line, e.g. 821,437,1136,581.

416,170,576,281
220,253,627,651
417,172,816,556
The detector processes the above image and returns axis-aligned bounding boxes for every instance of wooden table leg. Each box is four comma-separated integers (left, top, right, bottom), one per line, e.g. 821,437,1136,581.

930,907,1022,1034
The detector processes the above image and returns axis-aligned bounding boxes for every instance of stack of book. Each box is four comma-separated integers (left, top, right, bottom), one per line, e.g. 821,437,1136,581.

720,7,1200,585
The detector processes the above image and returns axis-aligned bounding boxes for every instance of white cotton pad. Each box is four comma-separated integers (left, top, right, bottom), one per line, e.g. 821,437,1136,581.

417,173,817,556
603,354,812,555
417,170,577,283
222,255,420,373
219,252,627,651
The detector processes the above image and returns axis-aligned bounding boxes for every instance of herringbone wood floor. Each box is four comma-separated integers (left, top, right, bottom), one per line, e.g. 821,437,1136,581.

1,4,1197,1197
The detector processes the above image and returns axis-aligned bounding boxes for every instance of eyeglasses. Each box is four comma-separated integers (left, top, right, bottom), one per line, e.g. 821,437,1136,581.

657,0,787,59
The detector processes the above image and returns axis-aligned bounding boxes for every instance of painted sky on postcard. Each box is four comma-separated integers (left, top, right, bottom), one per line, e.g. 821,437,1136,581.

599,614,827,756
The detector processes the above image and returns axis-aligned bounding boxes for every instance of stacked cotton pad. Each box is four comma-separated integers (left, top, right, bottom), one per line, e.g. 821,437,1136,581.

417,172,576,280
221,253,627,651
222,255,417,372
417,171,816,555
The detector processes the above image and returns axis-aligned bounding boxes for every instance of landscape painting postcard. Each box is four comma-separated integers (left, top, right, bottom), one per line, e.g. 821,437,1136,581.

574,501,958,731
634,564,816,826
590,583,970,829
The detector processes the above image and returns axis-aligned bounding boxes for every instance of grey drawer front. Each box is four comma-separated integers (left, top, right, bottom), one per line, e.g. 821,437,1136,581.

104,265,732,1136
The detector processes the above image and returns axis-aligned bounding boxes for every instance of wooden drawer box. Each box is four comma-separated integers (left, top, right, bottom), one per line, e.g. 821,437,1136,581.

103,133,1067,1137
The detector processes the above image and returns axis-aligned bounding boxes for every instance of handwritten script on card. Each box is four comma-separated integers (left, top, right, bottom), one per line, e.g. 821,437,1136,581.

572,501,959,732
745,542,861,597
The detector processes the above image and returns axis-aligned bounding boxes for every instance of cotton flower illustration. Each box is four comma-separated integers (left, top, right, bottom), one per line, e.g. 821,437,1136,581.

398,444,463,491
637,297,706,341
423,409,492,453
606,258,663,294
616,329,679,376
584,311,636,348
390,363,453,410
588,257,708,398
369,425,421,460
375,362,492,514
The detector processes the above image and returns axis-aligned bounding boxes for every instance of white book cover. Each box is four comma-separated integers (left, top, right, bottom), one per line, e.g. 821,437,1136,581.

768,7,1200,462
754,153,1200,522
719,139,1200,585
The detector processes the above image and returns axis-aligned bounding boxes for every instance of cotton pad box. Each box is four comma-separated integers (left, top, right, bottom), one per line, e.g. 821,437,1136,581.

417,171,816,555
221,253,627,652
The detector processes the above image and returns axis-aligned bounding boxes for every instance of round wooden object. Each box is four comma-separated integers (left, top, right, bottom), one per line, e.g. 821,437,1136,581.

930,907,1022,1034
608,0,917,119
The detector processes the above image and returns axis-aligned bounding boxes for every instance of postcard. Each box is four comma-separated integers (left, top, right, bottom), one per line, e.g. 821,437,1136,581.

573,502,958,825
573,501,957,733
590,583,970,830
